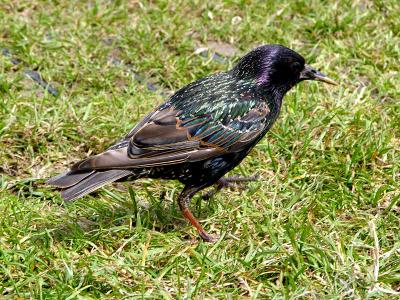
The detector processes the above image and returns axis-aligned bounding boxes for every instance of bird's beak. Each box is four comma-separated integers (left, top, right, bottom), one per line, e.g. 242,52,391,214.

300,64,338,85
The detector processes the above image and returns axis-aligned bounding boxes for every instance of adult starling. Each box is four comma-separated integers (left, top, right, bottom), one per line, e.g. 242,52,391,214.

47,44,337,242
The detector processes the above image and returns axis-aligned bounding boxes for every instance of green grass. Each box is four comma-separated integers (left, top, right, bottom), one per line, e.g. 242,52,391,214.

1,0,400,298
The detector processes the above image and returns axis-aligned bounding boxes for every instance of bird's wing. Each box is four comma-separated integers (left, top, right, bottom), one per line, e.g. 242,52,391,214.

71,102,270,171
71,73,271,171
174,101,271,152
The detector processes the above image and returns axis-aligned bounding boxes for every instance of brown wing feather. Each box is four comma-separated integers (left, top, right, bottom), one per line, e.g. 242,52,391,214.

71,102,270,172
127,107,202,157
128,104,269,155
70,147,221,171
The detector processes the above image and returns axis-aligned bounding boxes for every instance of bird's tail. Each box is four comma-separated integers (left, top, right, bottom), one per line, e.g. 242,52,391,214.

46,169,132,201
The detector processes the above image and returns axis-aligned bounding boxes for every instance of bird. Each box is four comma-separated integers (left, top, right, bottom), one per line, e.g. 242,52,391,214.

47,44,337,242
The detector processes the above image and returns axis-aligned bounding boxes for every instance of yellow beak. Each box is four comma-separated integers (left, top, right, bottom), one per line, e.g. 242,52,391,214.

300,64,338,85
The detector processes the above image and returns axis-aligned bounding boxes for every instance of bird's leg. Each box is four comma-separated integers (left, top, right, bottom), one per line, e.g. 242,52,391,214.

202,175,259,200
178,185,219,243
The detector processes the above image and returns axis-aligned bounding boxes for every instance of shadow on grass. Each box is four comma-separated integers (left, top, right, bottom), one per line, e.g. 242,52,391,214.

7,178,219,244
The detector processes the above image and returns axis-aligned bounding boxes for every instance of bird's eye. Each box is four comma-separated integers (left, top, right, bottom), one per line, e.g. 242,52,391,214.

291,62,302,72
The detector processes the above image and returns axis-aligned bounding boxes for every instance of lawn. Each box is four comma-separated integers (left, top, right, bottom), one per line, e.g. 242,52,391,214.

1,0,399,298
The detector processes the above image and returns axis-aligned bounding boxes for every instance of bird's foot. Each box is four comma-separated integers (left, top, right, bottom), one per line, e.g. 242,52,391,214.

202,175,259,200
181,206,220,243
199,231,220,243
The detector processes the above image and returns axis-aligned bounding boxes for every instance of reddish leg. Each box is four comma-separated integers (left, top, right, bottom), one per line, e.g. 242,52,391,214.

178,185,219,243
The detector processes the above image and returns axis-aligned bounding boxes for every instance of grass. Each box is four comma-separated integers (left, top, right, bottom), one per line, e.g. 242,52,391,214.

1,0,399,298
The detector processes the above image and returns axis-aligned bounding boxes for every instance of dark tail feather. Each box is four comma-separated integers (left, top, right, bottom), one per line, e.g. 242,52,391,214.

61,169,132,201
46,170,95,188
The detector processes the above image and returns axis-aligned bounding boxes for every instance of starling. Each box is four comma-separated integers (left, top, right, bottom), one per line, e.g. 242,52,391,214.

47,44,337,242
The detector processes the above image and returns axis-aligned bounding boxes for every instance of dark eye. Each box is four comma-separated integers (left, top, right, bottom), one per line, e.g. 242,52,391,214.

291,62,302,72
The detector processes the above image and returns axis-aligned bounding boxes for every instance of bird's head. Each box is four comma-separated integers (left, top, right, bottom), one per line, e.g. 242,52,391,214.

230,44,337,95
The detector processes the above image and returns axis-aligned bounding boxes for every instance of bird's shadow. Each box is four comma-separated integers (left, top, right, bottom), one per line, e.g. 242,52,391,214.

12,179,219,244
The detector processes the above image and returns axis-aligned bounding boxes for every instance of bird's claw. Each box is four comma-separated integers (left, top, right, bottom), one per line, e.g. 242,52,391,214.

223,175,260,183
202,175,259,200
200,232,220,243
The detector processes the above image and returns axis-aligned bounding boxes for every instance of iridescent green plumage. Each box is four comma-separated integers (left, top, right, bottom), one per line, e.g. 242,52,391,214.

166,72,274,151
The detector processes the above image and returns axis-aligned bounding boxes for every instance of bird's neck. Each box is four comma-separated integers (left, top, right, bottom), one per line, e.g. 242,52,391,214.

250,81,285,117
265,85,285,109
231,72,286,114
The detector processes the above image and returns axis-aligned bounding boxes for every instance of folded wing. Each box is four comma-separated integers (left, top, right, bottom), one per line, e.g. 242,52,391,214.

71,73,272,172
